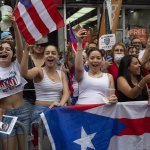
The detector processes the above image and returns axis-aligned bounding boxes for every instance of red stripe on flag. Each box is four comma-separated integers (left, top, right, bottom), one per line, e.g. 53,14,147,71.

23,2,49,35
42,0,64,29
14,6,35,44
72,40,77,51
117,117,150,136
52,0,62,5
66,104,104,111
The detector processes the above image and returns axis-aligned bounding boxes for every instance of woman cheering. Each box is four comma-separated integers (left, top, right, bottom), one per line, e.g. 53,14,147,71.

75,29,117,104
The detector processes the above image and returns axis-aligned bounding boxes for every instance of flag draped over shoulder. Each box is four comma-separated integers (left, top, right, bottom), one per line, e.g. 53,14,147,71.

41,101,150,150
14,0,64,44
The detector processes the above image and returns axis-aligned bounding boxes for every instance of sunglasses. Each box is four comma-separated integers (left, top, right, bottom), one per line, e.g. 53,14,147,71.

114,49,124,52
36,43,47,47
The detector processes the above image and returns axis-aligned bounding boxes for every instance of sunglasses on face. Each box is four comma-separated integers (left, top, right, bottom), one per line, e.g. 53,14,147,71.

114,49,124,52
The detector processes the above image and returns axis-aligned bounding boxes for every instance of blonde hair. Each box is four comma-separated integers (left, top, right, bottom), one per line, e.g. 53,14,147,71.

111,42,127,58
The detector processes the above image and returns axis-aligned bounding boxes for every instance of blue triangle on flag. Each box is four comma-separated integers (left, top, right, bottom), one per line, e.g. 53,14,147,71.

20,0,31,8
43,107,126,150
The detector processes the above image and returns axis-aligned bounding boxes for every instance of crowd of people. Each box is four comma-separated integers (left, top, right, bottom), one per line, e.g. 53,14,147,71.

0,12,150,150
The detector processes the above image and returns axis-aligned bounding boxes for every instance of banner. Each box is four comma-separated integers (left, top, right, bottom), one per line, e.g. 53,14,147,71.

99,0,122,37
111,0,122,33
41,101,150,150
129,27,147,45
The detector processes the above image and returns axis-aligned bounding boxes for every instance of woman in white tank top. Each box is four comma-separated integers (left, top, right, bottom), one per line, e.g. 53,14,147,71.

21,44,70,121
75,29,117,104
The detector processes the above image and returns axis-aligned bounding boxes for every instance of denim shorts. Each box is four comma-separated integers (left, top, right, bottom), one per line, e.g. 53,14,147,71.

32,104,49,123
0,101,31,138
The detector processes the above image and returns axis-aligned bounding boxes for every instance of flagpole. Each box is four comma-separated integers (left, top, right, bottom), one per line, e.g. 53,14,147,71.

122,7,126,43
63,0,67,54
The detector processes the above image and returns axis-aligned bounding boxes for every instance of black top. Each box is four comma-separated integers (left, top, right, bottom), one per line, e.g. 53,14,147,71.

23,55,36,104
118,85,148,102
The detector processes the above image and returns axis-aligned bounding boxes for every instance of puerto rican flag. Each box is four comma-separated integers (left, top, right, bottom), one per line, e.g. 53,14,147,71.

68,23,86,53
68,22,78,53
14,0,64,44
41,101,150,150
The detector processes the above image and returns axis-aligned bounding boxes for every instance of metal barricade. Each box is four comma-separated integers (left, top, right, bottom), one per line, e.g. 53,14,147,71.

32,119,52,150
32,119,43,150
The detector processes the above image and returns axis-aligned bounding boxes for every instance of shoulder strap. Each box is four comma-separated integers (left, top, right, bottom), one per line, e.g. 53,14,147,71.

57,70,62,82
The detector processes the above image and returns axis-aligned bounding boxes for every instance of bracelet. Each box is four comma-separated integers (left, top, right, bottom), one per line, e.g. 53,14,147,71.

137,84,142,89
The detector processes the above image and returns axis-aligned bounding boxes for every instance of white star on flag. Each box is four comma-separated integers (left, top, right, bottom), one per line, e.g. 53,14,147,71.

73,126,96,150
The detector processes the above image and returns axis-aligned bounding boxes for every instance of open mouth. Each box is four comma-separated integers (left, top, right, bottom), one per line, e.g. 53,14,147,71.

47,59,55,63
0,54,8,58
91,63,99,67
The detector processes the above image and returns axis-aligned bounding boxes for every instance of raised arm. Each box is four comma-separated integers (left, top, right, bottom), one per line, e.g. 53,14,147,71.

8,12,23,63
117,75,150,99
75,29,87,82
140,37,150,65
21,44,40,80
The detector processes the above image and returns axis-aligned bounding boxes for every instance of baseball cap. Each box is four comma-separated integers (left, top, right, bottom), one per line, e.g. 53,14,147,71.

1,31,12,40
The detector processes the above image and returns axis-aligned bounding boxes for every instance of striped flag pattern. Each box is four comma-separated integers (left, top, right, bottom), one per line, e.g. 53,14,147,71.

68,22,78,53
41,101,150,150
14,0,64,44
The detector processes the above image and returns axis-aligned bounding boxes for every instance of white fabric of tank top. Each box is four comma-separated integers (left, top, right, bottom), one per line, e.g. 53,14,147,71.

77,71,109,104
34,69,63,102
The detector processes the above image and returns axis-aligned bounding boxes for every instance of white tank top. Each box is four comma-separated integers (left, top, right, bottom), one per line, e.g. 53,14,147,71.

0,60,27,99
77,71,110,104
34,69,63,102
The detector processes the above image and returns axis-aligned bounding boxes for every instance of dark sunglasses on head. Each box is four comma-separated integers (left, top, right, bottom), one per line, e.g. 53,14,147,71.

36,43,47,47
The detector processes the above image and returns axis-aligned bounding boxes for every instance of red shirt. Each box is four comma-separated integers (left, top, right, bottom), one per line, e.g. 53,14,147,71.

108,62,118,81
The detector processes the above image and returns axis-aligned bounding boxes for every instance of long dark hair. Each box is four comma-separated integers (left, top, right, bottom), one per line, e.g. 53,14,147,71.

118,55,142,87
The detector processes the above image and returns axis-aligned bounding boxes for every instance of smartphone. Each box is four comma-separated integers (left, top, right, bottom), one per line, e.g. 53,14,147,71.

106,55,112,62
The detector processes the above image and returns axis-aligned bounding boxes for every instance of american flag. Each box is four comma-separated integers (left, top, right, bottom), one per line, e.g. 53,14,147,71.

14,0,64,44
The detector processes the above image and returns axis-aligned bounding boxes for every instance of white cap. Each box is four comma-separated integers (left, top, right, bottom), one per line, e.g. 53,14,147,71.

35,36,48,44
